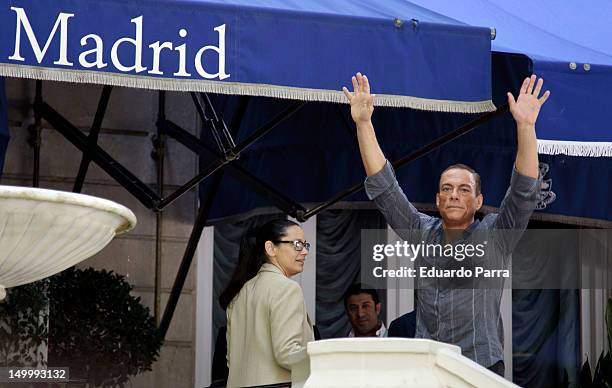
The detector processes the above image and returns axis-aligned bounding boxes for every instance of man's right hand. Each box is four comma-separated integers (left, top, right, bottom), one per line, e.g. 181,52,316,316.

341,73,386,176
342,72,374,125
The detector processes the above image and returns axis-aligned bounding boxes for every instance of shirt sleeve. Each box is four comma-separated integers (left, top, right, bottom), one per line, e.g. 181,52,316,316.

364,160,434,235
493,166,541,253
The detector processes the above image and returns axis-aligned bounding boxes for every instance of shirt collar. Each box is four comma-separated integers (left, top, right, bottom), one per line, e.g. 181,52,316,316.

259,262,285,276
348,322,388,338
435,219,481,243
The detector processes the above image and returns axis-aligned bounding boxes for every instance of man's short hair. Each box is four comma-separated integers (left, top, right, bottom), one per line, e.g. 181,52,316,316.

343,283,380,309
440,163,481,195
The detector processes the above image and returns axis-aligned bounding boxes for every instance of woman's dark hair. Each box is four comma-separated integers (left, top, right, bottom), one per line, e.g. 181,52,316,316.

219,219,299,310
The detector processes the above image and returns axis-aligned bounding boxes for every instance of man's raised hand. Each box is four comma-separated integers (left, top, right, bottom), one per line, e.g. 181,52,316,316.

342,72,375,125
342,73,385,176
507,75,550,128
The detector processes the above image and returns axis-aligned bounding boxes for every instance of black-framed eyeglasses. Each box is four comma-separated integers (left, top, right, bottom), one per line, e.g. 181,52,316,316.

274,240,310,251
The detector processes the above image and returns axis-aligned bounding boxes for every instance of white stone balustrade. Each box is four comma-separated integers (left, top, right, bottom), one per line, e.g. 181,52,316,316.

297,338,520,388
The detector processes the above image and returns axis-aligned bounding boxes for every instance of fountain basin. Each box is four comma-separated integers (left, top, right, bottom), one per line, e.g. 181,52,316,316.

0,185,136,299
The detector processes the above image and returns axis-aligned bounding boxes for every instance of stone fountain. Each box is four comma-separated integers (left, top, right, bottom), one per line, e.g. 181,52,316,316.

0,185,136,299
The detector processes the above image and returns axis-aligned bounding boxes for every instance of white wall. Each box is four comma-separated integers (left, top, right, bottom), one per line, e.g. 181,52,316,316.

195,226,214,388
290,216,317,321
386,225,414,325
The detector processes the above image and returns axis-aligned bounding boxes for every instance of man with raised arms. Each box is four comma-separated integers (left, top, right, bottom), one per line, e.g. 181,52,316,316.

342,73,549,376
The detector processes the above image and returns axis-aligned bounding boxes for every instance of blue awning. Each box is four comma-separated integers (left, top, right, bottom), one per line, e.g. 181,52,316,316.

1,1,607,223
199,52,612,224
0,77,7,174
0,0,495,113
404,0,612,156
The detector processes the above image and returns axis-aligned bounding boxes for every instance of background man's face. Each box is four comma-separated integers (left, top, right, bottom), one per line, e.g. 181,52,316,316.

436,168,483,228
346,293,381,336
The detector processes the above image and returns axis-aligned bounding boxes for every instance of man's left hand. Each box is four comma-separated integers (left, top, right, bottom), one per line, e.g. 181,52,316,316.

507,75,550,128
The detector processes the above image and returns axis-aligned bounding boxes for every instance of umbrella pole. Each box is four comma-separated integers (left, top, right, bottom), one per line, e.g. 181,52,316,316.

158,167,224,340
153,90,167,326
159,118,307,218
28,80,43,188
73,85,113,193
154,100,307,211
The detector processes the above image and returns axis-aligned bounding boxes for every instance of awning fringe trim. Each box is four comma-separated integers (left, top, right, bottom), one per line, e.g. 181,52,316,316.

0,64,495,114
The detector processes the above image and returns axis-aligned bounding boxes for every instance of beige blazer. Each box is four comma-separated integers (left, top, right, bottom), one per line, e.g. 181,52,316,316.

226,263,314,388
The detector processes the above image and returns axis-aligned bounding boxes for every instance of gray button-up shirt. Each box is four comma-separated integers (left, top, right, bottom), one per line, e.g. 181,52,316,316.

364,161,540,367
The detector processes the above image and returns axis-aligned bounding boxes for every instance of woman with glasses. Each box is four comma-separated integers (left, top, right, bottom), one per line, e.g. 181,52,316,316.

219,219,314,388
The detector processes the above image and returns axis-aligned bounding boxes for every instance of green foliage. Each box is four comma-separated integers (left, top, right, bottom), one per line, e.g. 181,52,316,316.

48,267,162,387
580,298,612,388
0,280,49,367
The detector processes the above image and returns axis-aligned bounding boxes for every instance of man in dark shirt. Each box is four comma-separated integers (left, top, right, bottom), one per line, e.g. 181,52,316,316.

342,73,549,376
